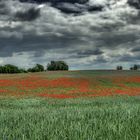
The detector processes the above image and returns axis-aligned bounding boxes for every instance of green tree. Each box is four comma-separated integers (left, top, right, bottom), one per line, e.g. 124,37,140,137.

0,66,3,73
130,67,134,70
116,66,123,70
35,64,44,72
0,64,27,73
133,64,138,70
4,64,20,73
47,61,69,71
19,68,27,73
27,64,44,72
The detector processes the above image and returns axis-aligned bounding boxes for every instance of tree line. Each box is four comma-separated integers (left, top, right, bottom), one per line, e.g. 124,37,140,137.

0,61,139,74
0,61,69,74
116,64,140,70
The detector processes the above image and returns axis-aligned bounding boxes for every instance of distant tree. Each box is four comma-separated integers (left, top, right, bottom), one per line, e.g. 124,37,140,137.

35,64,44,72
0,66,3,73
0,64,25,73
19,68,27,73
47,61,69,71
27,68,33,72
130,67,134,70
116,66,123,70
3,64,20,73
130,64,140,70
133,64,138,70
27,64,44,72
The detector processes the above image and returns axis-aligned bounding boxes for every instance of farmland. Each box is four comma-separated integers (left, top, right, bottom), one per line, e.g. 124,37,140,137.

0,70,140,139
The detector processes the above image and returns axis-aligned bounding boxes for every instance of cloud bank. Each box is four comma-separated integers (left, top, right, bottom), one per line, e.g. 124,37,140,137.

0,0,140,69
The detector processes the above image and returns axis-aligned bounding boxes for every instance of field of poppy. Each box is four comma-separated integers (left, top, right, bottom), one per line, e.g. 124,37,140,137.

0,70,140,139
0,70,140,98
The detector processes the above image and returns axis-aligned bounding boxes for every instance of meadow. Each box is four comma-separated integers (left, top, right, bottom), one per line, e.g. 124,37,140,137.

0,70,140,140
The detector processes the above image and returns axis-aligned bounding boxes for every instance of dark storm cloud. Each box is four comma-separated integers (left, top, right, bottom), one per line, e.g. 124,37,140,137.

94,56,107,64
54,3,86,14
0,0,140,69
19,0,103,14
128,0,140,9
0,1,8,15
119,54,140,62
131,47,140,52
95,31,140,49
0,31,88,57
54,3,103,14
77,49,103,56
14,7,40,21
19,0,89,4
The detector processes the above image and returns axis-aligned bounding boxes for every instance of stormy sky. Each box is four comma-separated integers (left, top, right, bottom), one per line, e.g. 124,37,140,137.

0,0,140,70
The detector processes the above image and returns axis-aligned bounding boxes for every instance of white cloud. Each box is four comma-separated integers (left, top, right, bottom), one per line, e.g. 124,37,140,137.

0,0,140,69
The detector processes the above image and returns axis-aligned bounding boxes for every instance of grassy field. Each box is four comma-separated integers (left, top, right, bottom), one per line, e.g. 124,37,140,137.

0,70,140,140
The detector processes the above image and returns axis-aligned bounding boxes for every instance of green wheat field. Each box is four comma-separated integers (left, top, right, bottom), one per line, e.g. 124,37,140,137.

0,70,140,140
